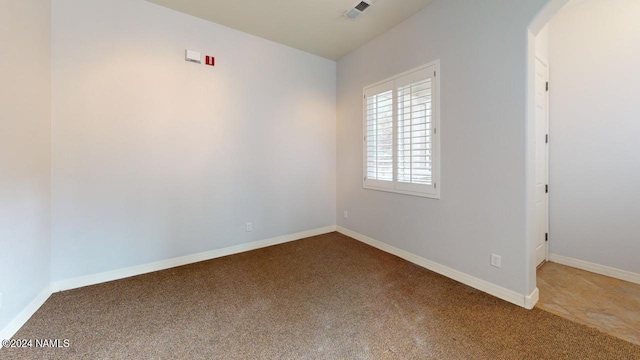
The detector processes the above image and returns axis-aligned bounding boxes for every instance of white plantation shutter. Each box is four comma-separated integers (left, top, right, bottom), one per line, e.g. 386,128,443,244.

397,79,432,185
364,81,395,189
396,68,435,195
363,63,439,198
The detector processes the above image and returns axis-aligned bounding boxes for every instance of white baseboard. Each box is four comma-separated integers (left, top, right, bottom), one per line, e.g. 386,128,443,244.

524,287,539,310
52,225,337,292
337,226,538,309
549,253,640,285
0,285,52,345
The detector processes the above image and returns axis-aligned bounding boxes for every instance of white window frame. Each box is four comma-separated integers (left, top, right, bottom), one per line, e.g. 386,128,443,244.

362,61,441,199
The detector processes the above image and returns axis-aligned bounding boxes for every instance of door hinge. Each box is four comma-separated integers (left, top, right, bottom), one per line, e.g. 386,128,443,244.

545,184,549,193
434,183,437,189
434,71,437,77
545,134,549,144
434,128,437,134
546,82,549,92
364,177,367,181
545,233,548,242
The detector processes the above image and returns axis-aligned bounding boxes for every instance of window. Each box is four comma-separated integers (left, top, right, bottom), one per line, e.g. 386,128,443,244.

363,62,440,198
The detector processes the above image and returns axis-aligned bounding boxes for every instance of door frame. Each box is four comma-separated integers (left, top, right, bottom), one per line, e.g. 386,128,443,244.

535,55,550,267
525,0,569,306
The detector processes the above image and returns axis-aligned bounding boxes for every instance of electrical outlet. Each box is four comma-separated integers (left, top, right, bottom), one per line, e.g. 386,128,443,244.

490,254,501,268
246,222,252,232
344,210,348,219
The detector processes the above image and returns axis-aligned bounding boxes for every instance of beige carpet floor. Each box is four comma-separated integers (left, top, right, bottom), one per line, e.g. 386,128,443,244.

2,232,639,359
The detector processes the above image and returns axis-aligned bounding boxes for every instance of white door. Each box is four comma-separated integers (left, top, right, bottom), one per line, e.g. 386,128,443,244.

535,57,549,267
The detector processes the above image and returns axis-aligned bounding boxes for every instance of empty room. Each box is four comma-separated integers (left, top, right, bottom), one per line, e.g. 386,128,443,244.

1,0,638,358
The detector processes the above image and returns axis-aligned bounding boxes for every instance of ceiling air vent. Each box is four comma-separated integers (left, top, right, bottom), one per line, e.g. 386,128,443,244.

355,1,371,11
344,0,373,20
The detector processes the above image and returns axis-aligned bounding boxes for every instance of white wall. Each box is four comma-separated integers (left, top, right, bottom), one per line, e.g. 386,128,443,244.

548,0,640,274
338,0,550,296
0,0,51,332
51,0,336,281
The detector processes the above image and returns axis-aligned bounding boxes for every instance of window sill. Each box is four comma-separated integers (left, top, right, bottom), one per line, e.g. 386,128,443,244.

363,184,440,199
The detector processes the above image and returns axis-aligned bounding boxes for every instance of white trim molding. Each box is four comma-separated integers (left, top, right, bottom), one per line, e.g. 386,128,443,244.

525,287,539,310
0,286,53,345
337,226,538,309
549,253,640,285
52,225,337,292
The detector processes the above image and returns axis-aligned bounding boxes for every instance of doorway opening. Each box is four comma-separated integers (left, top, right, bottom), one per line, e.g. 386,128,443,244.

527,0,640,345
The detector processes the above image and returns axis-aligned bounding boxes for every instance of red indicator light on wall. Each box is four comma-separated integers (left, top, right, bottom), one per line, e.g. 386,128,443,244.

205,56,215,67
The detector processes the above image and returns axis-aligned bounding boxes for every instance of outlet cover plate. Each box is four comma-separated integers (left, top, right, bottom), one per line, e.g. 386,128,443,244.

491,254,501,268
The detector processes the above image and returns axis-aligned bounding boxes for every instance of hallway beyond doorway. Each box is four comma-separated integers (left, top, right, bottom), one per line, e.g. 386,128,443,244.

537,262,640,346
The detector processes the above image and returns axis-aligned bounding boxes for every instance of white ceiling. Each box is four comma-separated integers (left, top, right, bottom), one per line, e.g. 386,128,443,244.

145,0,436,60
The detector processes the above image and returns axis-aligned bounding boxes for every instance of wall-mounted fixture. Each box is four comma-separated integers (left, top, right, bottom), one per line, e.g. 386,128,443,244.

186,50,215,67
185,49,201,64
